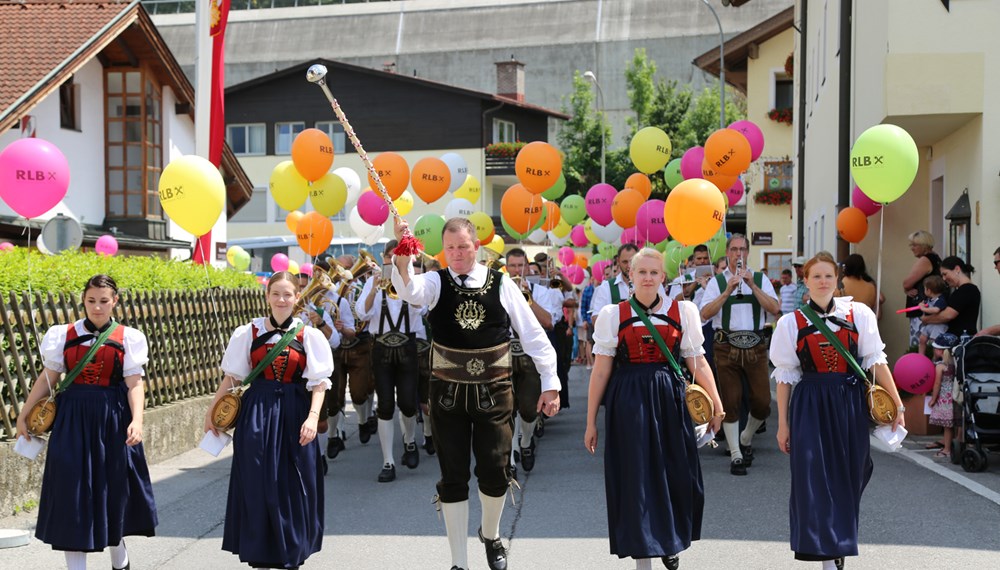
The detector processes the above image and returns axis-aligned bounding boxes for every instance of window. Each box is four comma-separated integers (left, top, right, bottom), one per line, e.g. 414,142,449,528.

275,122,305,154
764,160,793,191
231,188,268,223
227,124,266,155
492,119,516,143
314,121,347,154
774,79,793,110
763,252,793,281
106,69,162,219
59,77,79,130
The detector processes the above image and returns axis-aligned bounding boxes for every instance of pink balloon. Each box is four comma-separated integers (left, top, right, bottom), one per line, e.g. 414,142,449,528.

726,178,745,207
728,120,765,161
591,261,606,284
0,138,70,218
570,224,589,248
558,246,575,266
680,146,705,180
585,183,617,226
300,262,314,277
271,253,290,273
852,185,882,217
635,199,668,243
565,265,585,285
95,235,118,256
357,191,390,226
0,242,13,251
892,353,936,394
620,227,647,248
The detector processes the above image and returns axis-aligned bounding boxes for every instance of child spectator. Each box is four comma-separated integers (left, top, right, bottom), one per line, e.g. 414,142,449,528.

779,269,798,315
927,333,959,458
918,275,949,355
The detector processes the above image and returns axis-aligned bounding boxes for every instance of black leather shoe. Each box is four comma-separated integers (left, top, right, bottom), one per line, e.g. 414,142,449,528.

378,463,396,482
450,567,466,570
730,458,747,476
662,554,679,569
513,449,520,463
359,422,372,444
833,557,845,569
402,442,420,469
367,415,379,433
534,416,545,439
520,446,536,472
740,444,754,467
423,435,436,455
756,420,767,434
478,527,508,570
327,436,346,459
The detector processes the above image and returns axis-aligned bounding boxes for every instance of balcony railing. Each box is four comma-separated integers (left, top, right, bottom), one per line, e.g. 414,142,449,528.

485,155,515,176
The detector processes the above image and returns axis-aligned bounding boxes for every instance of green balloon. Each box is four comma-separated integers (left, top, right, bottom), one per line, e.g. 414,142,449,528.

561,194,587,225
233,250,251,271
541,172,567,200
849,124,918,203
663,158,683,190
598,241,617,258
707,228,727,261
501,216,531,241
414,214,446,255
653,238,670,253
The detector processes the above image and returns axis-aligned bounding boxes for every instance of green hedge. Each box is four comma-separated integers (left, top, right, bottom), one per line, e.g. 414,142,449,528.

0,248,259,294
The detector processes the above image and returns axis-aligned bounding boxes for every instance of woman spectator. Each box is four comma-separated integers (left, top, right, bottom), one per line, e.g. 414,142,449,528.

920,256,981,337
840,254,885,318
901,231,942,346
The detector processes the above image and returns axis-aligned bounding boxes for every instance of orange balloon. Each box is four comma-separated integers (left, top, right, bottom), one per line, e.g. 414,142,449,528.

483,229,496,244
704,128,752,176
575,253,589,269
296,211,333,257
611,188,646,229
367,152,410,201
625,173,652,200
291,128,335,182
411,157,451,204
663,179,726,246
500,183,544,234
515,141,562,194
540,201,561,231
285,210,304,233
836,207,869,243
435,250,449,269
701,160,738,194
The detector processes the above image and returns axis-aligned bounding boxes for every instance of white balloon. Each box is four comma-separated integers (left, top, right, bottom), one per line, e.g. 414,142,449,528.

444,197,475,219
349,206,379,238
592,220,623,243
334,167,362,205
363,223,386,245
440,152,469,193
527,229,546,244
548,231,571,246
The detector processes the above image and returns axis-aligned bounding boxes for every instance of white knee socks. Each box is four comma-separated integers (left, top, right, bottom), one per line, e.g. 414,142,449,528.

356,399,372,425
441,500,469,570
821,560,838,569
400,414,417,445
724,422,742,460
635,558,654,570
741,415,765,446
519,417,536,449
64,551,87,570
378,418,395,465
109,540,128,569
422,411,433,437
510,422,519,464
318,423,329,451
479,490,505,541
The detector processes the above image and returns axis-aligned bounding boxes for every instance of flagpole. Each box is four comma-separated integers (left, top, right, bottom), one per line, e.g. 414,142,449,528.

194,0,212,161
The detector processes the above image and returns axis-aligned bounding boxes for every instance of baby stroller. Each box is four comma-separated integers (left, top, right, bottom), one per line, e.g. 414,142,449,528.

951,335,1000,472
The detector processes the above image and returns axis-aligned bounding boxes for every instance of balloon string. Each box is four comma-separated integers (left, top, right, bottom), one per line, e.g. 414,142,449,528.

22,221,33,307
875,205,884,320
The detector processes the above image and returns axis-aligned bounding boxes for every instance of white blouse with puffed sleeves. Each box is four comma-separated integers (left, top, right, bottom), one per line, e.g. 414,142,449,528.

39,320,149,378
592,299,705,359
220,317,334,390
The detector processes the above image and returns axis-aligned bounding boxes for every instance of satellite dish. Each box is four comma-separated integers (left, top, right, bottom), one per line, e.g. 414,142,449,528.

37,214,83,255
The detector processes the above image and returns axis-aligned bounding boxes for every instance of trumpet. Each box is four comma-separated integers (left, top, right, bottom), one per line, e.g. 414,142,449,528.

377,276,398,300
294,266,335,316
510,275,533,305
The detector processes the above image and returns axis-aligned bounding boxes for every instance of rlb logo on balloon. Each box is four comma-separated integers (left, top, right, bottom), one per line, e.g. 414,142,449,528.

319,145,333,155
159,186,184,201
712,210,724,222
524,167,551,177
15,169,58,181
310,188,324,197
422,174,444,182
851,155,884,167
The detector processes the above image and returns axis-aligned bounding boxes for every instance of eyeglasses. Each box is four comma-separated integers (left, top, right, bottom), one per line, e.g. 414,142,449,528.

994,258,1000,266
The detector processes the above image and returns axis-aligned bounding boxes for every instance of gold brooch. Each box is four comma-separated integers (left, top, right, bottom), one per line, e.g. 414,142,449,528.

466,358,486,376
456,300,486,330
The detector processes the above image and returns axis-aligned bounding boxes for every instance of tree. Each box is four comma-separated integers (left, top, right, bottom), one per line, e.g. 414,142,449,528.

557,72,611,196
677,82,747,151
624,48,657,133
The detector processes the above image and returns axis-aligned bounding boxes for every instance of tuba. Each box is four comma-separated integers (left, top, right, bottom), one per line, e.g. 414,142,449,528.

293,266,335,316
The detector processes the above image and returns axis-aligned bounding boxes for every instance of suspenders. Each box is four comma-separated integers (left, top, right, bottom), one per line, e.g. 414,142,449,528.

716,272,765,331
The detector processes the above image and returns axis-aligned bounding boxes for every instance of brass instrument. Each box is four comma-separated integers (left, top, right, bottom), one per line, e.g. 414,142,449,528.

483,249,504,271
293,266,335,316
510,276,533,305
335,250,378,300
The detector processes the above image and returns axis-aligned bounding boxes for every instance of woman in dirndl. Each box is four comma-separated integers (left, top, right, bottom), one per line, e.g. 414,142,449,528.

770,252,906,569
584,248,724,570
205,271,334,569
16,274,156,570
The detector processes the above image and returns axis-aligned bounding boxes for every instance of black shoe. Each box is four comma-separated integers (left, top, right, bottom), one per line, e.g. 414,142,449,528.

520,446,536,472
327,436,345,459
534,416,545,439
662,555,679,570
513,449,520,463
367,415,379,433
359,422,373,444
377,462,396,482
730,458,747,476
833,557,845,569
402,442,420,469
740,444,754,467
756,420,767,434
422,435,436,455
478,527,508,570
321,456,329,476
450,567,467,570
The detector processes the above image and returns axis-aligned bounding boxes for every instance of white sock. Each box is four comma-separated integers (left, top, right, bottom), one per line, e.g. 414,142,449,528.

109,540,128,569
329,410,342,437
741,415,765,446
318,424,329,450
519,417,537,449
822,560,838,570
441,500,469,570
479,489,505,541
400,414,417,444
510,423,519,464
378,418,395,466
724,422,742,460
358,399,373,425
635,558,654,570
423,412,433,437
64,551,87,570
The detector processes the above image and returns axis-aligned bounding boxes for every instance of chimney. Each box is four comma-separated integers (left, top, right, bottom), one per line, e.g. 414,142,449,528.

495,56,525,102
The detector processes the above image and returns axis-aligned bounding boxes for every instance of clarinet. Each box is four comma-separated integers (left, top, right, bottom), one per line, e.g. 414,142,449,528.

735,257,744,299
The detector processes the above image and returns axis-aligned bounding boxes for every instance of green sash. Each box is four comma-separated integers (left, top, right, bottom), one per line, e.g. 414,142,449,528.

716,272,765,331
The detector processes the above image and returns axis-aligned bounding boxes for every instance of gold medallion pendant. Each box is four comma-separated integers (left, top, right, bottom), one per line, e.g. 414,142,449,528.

455,300,486,330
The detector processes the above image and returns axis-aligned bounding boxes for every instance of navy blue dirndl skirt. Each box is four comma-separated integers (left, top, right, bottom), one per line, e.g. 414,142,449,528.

222,380,324,568
788,372,873,560
603,362,703,559
35,383,158,552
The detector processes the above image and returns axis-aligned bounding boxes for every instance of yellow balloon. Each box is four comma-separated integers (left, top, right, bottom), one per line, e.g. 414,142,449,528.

486,234,505,254
468,211,494,241
551,217,572,239
454,175,482,205
158,155,225,237
286,211,304,233
584,218,600,245
393,190,415,216
629,126,673,174
310,172,348,217
269,160,309,211
226,245,245,266
287,260,300,275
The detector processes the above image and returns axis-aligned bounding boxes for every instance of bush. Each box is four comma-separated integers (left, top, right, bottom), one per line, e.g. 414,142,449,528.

0,248,259,294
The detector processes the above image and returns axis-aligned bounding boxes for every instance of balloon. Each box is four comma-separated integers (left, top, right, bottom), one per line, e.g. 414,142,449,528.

300,262,314,277
585,183,617,226
435,250,449,269
850,124,918,203
728,120,766,162
539,201,561,231
269,160,310,212
0,138,70,218
486,234,506,254
291,128,334,181
663,158,684,190
439,152,469,193
393,190,414,216
0,242,13,252
368,152,410,200
893,353,936,394
704,128,752,175
349,206,381,240
285,211,304,233
611,188,645,229
414,214,446,255
653,239,669,253
549,230,570,246
271,253,289,273
333,167,362,205
852,185,882,217
500,215,532,241
309,172,348,217
558,246,575,266
635,199,668,243
629,127,672,174
836,207,868,243
527,228,547,244
624,173,652,200
95,235,118,256
680,146,705,180
620,227,647,248
565,265,585,285
358,190,390,226
287,260,301,276
701,159,739,193
515,141,562,193
500,183,544,234
591,219,623,243
454,175,482,204
444,197,476,220
159,155,225,236
663,179,726,246
575,253,589,269
570,225,589,248
541,172,567,200
560,194,587,225
726,178,745,207
597,242,616,259
296,211,334,257
468,211,495,241
584,218,601,245
707,228,727,261
232,249,251,271
362,222,385,246
411,157,451,203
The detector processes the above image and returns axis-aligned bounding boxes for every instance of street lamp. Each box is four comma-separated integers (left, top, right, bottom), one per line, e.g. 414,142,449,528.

700,0,726,129
582,70,606,184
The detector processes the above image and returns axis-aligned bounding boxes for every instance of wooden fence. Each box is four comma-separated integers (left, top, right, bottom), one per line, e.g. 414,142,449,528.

0,288,266,440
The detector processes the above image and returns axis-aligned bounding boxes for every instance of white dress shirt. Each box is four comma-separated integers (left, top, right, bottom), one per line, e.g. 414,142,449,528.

297,308,342,349
40,321,149,377
592,299,706,359
355,277,427,340
391,261,560,393
698,267,779,331
321,290,356,331
769,298,887,386
221,317,334,390
589,275,668,317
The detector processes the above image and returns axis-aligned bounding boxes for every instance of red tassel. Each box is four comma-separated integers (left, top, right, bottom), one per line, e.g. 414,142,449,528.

393,234,423,257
